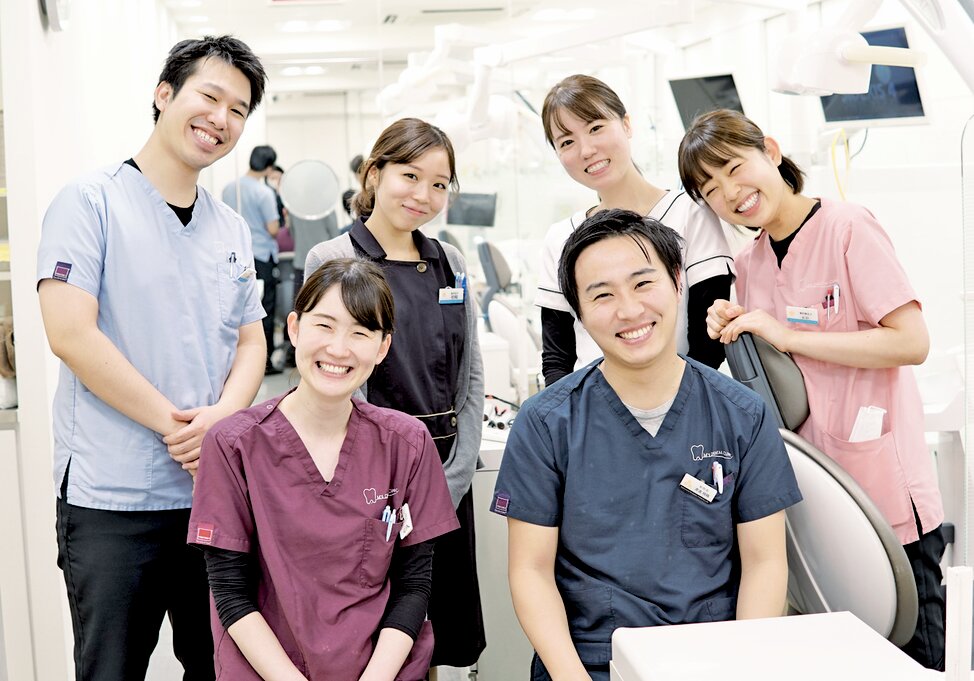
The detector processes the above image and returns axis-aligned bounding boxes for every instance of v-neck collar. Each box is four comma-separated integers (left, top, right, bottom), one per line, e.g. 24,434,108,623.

590,360,692,453
268,390,363,497
116,160,201,235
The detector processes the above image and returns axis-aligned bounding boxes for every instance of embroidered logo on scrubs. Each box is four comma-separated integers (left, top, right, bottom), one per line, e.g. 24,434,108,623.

53,261,72,282
195,523,214,544
493,493,510,515
363,488,398,505
690,444,733,461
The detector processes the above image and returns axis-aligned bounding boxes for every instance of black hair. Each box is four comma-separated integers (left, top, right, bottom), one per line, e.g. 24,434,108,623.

558,208,684,319
249,145,277,172
270,164,284,174
349,154,364,175
678,109,805,201
152,35,267,124
294,258,395,337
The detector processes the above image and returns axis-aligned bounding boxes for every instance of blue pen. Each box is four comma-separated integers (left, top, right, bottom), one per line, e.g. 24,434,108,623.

455,272,466,295
381,505,391,522
385,510,395,542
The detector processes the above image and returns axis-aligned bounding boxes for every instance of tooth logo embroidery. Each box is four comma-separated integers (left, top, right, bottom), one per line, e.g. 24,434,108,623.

690,444,733,461
363,488,399,505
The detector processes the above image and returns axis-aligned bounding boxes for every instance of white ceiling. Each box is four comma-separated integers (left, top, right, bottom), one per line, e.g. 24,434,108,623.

163,0,789,96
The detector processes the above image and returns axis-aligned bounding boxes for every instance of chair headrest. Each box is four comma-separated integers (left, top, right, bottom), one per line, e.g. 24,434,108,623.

477,241,512,290
725,333,809,431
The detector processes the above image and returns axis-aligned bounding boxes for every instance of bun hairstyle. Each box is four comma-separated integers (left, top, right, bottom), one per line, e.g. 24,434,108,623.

541,74,627,149
351,118,460,219
678,109,805,202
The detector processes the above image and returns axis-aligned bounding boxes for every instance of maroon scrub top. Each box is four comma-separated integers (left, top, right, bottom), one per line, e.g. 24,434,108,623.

188,393,460,680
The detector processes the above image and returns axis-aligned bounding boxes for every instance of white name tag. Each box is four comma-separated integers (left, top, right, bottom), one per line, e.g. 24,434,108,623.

680,473,717,503
399,502,414,540
438,287,464,304
785,305,819,325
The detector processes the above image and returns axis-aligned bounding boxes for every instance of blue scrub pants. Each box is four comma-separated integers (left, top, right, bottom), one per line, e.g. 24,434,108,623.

55,496,214,681
531,653,609,681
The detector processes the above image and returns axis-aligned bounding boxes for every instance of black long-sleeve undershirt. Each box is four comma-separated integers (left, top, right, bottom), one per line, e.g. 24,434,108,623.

540,274,733,386
202,539,435,640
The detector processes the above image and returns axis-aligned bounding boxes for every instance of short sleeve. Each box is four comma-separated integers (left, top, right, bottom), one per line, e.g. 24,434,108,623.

399,429,460,547
843,208,917,326
491,404,562,527
677,196,736,288
733,402,803,523
188,426,254,553
259,187,278,225
37,182,106,298
534,218,574,313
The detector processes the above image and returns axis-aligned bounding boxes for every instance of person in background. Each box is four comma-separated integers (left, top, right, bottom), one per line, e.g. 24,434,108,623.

37,36,267,681
305,118,486,676
679,108,946,669
224,144,281,374
189,258,459,680
493,208,801,681
537,75,734,385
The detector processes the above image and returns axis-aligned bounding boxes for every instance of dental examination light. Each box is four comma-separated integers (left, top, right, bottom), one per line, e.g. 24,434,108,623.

774,0,974,95
377,5,691,152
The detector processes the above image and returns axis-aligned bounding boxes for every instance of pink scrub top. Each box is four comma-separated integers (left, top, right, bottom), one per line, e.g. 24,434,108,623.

188,393,460,680
735,198,943,545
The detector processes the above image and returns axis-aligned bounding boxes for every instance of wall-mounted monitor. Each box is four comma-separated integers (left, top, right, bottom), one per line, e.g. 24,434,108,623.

447,192,497,227
669,74,745,130
820,27,925,126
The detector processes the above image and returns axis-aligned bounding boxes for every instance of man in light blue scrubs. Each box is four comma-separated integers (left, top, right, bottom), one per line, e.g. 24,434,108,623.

222,144,281,373
37,37,268,681
491,209,802,681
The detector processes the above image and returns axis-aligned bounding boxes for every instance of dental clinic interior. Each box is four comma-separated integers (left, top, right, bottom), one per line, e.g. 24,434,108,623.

2,0,974,678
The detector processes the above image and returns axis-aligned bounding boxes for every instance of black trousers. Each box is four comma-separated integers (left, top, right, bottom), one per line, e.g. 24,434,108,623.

901,519,947,670
55,498,214,681
255,256,279,362
428,487,487,667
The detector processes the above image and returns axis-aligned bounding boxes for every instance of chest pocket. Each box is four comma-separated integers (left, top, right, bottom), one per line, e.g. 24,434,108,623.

359,517,402,588
681,472,735,549
787,282,847,333
215,245,251,327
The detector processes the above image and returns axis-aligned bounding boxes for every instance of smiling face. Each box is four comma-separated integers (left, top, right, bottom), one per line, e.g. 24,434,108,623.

697,138,794,233
551,109,633,191
287,285,391,403
153,57,252,174
367,148,451,237
574,235,680,374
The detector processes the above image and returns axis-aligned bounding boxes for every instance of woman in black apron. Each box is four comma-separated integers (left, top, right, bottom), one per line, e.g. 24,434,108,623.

306,118,486,673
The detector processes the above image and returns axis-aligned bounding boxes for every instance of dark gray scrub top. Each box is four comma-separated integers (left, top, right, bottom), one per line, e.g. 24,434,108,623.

491,358,803,665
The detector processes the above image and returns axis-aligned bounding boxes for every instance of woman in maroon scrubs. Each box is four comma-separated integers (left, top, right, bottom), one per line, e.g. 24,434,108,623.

188,258,459,680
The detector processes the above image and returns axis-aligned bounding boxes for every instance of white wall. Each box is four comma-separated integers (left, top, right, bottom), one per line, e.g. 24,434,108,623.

0,2,179,679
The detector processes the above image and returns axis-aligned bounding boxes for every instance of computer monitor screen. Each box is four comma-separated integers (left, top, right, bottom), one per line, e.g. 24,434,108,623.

669,74,745,130
820,27,924,124
447,192,497,227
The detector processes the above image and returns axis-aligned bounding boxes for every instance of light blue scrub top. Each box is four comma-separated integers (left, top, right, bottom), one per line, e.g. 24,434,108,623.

491,358,802,665
222,175,279,262
37,162,264,511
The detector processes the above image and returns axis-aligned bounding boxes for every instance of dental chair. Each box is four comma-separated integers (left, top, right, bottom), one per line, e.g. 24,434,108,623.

725,333,918,646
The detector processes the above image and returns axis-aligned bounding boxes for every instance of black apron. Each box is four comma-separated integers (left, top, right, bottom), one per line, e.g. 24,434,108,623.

351,220,486,666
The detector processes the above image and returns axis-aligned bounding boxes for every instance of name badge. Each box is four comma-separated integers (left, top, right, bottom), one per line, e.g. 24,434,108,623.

399,502,414,540
439,287,464,304
680,473,717,503
785,305,819,325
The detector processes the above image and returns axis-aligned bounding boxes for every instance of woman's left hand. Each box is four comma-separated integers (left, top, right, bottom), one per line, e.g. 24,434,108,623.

719,309,792,352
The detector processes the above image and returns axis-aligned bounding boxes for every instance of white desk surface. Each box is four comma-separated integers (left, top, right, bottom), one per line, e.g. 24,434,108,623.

611,612,933,681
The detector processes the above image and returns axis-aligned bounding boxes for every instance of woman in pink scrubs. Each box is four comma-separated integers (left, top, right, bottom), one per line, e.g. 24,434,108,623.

679,109,944,669
677,109,945,670
188,258,459,680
